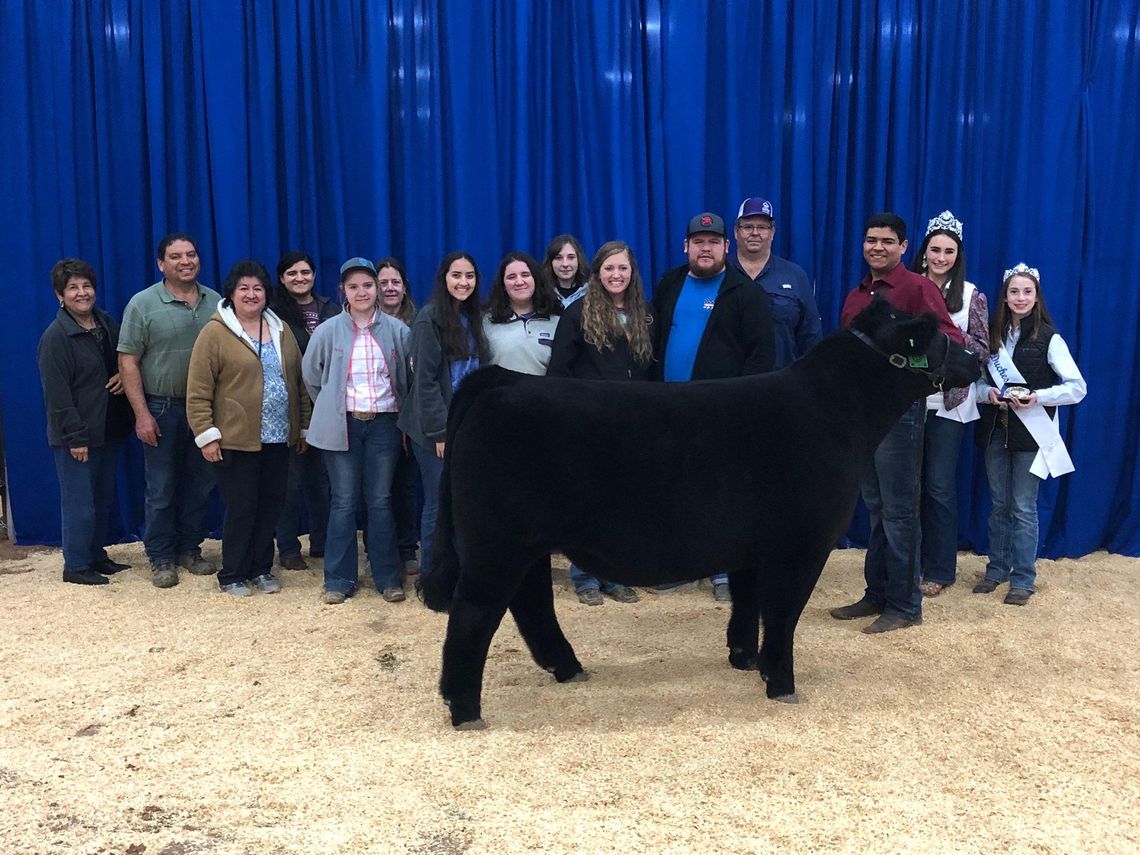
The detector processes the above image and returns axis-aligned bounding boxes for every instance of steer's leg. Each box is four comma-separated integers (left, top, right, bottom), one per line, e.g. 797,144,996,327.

439,566,518,729
756,559,823,703
510,554,585,682
726,569,761,671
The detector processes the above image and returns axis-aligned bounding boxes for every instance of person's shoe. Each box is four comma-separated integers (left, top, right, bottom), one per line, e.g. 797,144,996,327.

919,579,947,597
606,585,639,604
91,558,130,575
862,612,922,634
712,583,732,603
382,586,406,603
320,589,347,605
177,552,217,576
1004,588,1033,606
151,563,179,588
646,580,699,594
63,569,109,586
308,548,325,559
253,574,282,594
402,558,420,577
973,579,1000,594
280,554,308,571
577,588,604,606
220,582,253,597
829,597,883,620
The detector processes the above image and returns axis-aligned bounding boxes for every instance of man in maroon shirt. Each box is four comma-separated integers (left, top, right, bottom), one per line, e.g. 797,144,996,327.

830,212,963,633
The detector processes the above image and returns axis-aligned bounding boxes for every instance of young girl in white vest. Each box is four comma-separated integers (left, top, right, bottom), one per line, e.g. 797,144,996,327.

973,264,1086,604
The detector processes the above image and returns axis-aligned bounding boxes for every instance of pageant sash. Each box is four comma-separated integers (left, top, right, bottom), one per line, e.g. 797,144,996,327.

988,345,1074,479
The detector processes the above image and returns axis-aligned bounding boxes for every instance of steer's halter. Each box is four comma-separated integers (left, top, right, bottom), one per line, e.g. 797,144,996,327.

849,328,953,391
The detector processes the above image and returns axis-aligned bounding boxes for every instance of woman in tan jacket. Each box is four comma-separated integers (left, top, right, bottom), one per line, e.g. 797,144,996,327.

187,260,310,596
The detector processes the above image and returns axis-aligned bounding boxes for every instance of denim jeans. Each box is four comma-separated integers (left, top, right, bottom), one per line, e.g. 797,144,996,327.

920,412,968,586
569,564,626,593
984,438,1041,591
275,444,329,559
142,397,216,564
53,440,122,572
860,401,924,620
392,444,421,562
412,440,446,576
323,414,401,594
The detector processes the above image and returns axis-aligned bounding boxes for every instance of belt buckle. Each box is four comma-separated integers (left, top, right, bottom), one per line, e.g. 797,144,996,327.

351,411,376,421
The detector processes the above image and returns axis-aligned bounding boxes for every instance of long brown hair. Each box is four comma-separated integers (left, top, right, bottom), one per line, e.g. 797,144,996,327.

989,268,1053,352
486,252,561,322
430,252,486,360
910,229,967,313
541,234,589,294
580,241,653,366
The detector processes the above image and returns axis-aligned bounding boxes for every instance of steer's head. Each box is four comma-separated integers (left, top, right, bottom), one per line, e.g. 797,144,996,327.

850,297,980,393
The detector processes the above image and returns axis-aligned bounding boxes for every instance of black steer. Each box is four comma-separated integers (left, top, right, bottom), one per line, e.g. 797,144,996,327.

420,299,980,728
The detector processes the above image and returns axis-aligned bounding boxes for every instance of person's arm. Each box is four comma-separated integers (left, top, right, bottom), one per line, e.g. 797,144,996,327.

301,325,328,401
186,328,222,461
794,272,824,358
1033,334,1087,407
37,330,90,457
118,353,159,446
546,306,580,378
410,314,449,443
964,289,990,362
740,286,776,375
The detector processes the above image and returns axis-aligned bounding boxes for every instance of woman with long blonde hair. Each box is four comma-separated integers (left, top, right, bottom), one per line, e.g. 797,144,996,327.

548,240,655,603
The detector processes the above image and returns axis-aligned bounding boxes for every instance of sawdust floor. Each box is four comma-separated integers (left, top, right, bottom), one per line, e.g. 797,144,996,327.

1,542,1137,854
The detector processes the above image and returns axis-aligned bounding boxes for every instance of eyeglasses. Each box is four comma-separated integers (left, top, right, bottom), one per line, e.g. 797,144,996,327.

737,223,773,234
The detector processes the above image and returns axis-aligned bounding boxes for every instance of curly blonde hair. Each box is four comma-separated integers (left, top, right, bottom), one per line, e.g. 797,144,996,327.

580,241,653,366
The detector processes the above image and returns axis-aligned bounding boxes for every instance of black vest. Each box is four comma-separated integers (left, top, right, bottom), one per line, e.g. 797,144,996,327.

976,320,1058,452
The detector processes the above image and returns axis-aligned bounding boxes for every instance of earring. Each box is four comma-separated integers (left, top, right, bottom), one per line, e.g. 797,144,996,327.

59,299,64,307
920,258,927,270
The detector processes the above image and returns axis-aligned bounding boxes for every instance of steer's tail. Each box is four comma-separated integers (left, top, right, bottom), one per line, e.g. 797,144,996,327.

418,366,522,613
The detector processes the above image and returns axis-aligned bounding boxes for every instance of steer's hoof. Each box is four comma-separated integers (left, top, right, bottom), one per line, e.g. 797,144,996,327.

454,718,487,731
728,648,759,671
772,692,799,705
565,670,589,683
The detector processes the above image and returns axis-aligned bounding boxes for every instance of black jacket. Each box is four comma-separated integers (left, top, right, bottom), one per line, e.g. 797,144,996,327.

37,307,133,448
547,299,655,381
272,292,342,354
976,320,1059,452
652,263,775,380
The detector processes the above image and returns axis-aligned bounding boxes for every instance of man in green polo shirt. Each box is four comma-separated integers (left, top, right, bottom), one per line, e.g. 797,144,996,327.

118,232,222,588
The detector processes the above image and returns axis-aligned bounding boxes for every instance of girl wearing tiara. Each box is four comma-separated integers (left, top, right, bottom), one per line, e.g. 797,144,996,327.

972,264,1086,605
910,211,990,596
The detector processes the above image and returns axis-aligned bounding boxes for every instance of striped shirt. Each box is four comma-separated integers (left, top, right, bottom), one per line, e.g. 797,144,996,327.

346,314,398,413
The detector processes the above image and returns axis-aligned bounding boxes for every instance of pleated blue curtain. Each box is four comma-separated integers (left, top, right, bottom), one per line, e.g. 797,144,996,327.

3,0,1138,556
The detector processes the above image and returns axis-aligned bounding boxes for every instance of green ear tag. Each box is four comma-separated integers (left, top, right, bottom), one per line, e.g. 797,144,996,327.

909,354,929,368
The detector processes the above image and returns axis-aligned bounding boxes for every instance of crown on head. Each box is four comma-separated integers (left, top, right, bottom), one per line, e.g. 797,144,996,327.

1003,262,1040,283
925,210,964,239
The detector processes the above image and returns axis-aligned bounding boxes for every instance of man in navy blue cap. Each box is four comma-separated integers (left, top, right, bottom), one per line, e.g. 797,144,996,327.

731,197,822,369
650,211,775,601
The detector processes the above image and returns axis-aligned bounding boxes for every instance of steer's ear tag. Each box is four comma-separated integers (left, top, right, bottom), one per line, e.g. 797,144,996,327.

908,355,929,368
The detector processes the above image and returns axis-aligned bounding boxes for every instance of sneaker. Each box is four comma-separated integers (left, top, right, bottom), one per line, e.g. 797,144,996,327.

382,586,406,603
862,612,922,634
280,554,308,571
605,585,639,604
253,574,282,594
646,581,699,594
177,552,217,576
1004,588,1033,605
151,563,179,588
91,558,130,575
63,569,110,586
972,579,999,594
829,597,883,620
402,558,420,577
220,582,253,597
320,590,347,605
577,588,604,606
712,583,731,603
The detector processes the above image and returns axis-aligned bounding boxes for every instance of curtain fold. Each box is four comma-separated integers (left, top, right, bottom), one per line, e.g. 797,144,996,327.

3,0,1137,556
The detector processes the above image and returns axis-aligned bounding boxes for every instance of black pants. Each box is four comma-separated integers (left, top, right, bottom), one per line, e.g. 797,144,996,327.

392,442,421,561
213,444,290,586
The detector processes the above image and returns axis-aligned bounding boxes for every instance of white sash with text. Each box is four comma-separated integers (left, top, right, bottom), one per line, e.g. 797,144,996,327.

988,345,1074,479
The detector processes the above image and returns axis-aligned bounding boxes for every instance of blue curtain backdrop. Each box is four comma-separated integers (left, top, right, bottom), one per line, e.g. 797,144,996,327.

3,0,1138,556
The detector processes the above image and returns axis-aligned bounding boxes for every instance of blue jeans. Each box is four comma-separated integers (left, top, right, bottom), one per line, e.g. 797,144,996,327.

142,397,216,564
53,440,122,572
275,444,329,559
323,414,401,594
984,439,1041,591
920,412,967,586
860,401,924,620
412,440,446,576
569,564,626,593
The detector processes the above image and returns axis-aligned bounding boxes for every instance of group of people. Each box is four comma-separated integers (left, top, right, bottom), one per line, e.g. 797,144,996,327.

37,198,1085,626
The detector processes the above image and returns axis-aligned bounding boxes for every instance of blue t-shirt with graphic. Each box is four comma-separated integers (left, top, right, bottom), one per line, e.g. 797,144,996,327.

663,271,724,381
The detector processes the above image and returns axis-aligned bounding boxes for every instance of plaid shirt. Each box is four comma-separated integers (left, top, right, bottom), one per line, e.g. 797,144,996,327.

345,315,398,413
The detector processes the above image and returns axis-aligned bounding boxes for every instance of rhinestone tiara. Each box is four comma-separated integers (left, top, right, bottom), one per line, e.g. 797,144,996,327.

925,210,964,239
1003,262,1040,283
